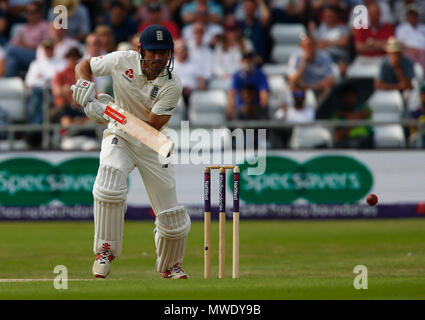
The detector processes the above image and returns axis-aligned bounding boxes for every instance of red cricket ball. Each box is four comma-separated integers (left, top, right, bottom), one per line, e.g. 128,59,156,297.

366,194,378,206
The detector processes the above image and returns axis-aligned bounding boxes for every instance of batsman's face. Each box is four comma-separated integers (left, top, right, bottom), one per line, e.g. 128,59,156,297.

143,49,170,74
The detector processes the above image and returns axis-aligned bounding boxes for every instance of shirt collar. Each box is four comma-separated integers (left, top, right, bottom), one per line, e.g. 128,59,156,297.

137,61,167,86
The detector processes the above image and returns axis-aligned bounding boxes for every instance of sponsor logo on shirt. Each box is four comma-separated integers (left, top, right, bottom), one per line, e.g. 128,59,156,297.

122,68,134,82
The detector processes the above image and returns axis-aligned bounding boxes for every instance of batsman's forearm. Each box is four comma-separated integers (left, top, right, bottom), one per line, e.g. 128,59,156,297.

75,59,93,81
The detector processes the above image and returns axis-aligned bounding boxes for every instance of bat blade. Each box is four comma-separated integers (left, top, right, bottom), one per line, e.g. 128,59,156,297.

103,102,174,158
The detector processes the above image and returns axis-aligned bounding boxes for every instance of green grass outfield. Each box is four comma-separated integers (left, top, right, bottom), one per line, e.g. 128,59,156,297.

0,219,424,300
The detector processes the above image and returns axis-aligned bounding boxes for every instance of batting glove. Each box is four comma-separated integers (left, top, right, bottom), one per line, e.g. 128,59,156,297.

71,79,96,108
84,99,107,124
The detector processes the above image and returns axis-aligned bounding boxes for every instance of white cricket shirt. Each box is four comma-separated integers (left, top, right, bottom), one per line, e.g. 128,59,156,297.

90,50,182,138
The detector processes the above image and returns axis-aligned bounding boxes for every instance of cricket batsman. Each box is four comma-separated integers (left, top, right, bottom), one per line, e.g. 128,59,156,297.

71,25,190,279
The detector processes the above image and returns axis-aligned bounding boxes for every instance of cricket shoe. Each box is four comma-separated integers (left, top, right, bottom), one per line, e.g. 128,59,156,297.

92,250,115,278
161,263,189,279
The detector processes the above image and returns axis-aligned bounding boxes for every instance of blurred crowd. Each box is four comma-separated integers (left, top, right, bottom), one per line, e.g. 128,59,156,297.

0,0,425,150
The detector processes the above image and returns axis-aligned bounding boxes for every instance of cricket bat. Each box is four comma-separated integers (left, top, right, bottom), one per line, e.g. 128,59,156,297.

102,102,174,158
71,84,174,158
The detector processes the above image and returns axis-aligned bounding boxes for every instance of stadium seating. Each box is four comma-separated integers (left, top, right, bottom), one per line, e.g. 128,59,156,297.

270,23,306,45
271,44,299,64
268,75,287,114
374,125,406,148
188,90,227,125
0,77,27,122
346,56,383,78
367,90,406,148
208,77,231,91
289,126,333,149
367,90,404,114
262,63,288,76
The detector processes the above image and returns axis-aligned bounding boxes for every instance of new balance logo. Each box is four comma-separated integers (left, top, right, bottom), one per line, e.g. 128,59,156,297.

156,30,163,41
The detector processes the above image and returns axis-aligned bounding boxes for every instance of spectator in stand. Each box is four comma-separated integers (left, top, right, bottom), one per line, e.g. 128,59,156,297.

313,5,350,77
82,33,106,59
48,0,91,42
395,4,425,70
130,33,140,51
25,39,66,125
134,0,172,24
52,46,98,150
274,90,315,123
182,6,223,48
181,0,223,25
187,21,213,87
236,84,264,120
408,82,425,147
273,89,315,147
173,38,207,119
95,25,116,53
51,47,82,121
82,33,112,95
116,41,132,51
237,0,271,61
212,17,253,78
375,37,414,92
394,0,425,24
221,0,240,15
227,52,269,120
308,0,349,30
36,22,81,61
0,44,5,76
288,34,336,102
270,0,306,24
354,2,394,58
332,83,373,149
0,9,8,46
103,1,137,44
4,1,49,77
138,2,180,39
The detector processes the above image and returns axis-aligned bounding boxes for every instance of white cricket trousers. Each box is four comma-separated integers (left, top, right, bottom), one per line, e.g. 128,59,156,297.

98,130,178,214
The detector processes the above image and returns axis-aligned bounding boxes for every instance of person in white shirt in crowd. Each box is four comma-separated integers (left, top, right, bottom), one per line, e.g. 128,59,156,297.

273,89,315,147
393,0,425,24
25,39,67,125
36,22,81,61
187,21,213,87
313,5,350,78
274,90,315,123
182,6,223,48
212,18,253,78
173,38,207,119
395,4,425,70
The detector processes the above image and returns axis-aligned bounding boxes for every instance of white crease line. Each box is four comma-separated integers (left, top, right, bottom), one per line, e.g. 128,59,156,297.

0,279,95,282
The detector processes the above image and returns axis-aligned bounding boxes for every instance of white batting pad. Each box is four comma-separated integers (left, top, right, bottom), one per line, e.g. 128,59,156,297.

154,206,191,272
155,205,191,239
93,200,126,257
93,165,128,257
